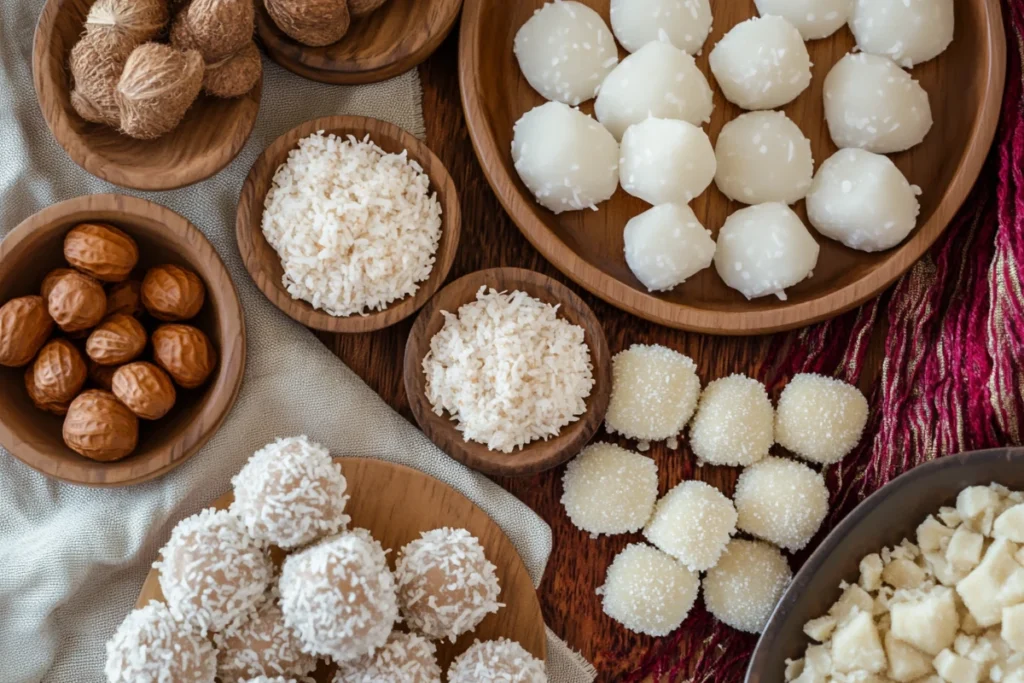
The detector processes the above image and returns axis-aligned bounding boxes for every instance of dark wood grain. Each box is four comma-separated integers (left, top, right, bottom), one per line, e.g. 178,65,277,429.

459,0,1006,334
236,115,461,333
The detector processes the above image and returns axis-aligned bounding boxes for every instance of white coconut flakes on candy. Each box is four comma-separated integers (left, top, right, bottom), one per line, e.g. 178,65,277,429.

623,204,716,293
849,0,954,68
334,631,442,683
238,677,296,683
105,600,217,683
620,117,716,207
754,0,851,41
561,442,659,537
609,0,713,55
714,111,814,206
447,638,547,683
214,599,317,683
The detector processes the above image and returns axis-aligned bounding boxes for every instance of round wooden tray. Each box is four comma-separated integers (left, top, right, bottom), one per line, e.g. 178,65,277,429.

459,0,1006,334
135,456,547,673
256,0,463,84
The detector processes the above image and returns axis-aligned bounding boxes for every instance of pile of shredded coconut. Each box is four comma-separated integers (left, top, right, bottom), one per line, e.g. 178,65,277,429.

447,638,547,683
105,601,217,683
261,132,442,317
422,286,595,453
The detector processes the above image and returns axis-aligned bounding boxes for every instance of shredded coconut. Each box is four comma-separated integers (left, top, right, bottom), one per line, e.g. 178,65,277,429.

334,631,442,683
447,638,547,683
597,543,699,637
561,442,659,537
105,601,217,683
734,455,830,552
214,599,317,683
703,539,793,634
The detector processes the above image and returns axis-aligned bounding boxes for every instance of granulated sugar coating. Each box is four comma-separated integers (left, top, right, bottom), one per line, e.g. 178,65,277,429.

214,600,317,683
334,632,442,683
605,344,701,450
561,442,659,537
597,543,699,636
279,528,398,662
689,373,774,466
643,480,737,571
775,373,869,466
734,456,829,551
754,0,850,40
610,0,713,55
447,638,547,683
394,527,503,642
703,539,792,634
105,600,217,683
623,204,716,293
513,1,618,106
850,0,954,67
155,508,273,635
714,111,814,206
231,435,350,550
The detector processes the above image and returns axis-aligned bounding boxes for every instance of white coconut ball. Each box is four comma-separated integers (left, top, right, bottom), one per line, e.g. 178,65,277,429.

689,373,774,467
824,53,933,153
334,632,442,683
513,1,618,106
754,0,851,40
624,204,716,293
561,442,659,537
734,456,830,552
605,344,702,450
215,601,317,683
620,118,716,206
714,203,820,301
595,40,714,140
512,101,619,214
805,148,922,252
714,111,814,205
703,539,793,634
240,678,295,683
850,0,955,68
775,373,869,466
105,601,217,683
598,543,699,636
609,0,713,54
447,639,546,683
644,480,737,571
709,16,812,110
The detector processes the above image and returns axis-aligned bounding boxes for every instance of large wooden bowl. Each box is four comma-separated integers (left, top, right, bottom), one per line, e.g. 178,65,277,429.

33,0,262,191
237,115,461,333
135,457,547,673
0,194,246,486
460,0,1006,334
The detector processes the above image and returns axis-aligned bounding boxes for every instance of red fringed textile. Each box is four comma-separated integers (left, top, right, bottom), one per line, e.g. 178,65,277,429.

627,2,1024,680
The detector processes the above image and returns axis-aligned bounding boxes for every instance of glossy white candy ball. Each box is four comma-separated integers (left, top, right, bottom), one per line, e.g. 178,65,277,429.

714,111,814,205
850,0,954,67
620,118,716,206
754,0,852,40
609,0,713,54
624,204,716,293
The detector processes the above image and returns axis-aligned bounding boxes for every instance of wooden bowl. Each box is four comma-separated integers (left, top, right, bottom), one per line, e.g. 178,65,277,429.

459,0,1006,334
33,0,262,191
747,447,1024,681
0,194,246,487
236,115,461,333
256,0,463,84
404,268,611,477
135,456,547,672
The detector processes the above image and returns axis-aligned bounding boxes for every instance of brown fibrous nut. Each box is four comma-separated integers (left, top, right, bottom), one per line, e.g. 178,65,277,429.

62,390,139,462
89,360,119,391
69,31,136,128
348,0,389,18
25,367,72,416
117,43,204,141
265,0,349,47
86,314,148,366
48,271,107,333
203,41,261,98
106,280,145,318
142,264,206,321
184,0,255,61
85,0,169,46
64,222,139,283
152,324,217,389
112,361,177,420
32,339,88,404
0,295,55,368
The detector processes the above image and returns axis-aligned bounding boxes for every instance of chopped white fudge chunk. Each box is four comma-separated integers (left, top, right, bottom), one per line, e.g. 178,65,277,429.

883,558,928,590
805,614,838,642
831,611,887,674
995,505,1024,543
1004,605,1024,653
933,648,982,683
957,486,1002,536
884,631,933,682
832,583,878,624
956,539,1024,627
946,526,985,572
890,586,960,655
918,516,956,554
860,553,884,592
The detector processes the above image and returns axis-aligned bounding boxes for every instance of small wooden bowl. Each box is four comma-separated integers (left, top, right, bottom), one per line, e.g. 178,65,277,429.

236,115,461,333
0,194,246,487
256,0,463,84
33,0,262,191
404,268,611,477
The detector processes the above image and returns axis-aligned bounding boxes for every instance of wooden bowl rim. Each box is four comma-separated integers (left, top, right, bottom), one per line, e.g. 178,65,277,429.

457,0,1008,335
32,0,262,191
236,115,462,333
403,267,611,477
0,194,246,487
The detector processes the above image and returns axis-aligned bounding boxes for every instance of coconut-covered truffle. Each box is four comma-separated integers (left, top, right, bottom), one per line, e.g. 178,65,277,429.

689,374,774,466
155,508,273,635
231,435,350,550
644,481,737,571
620,118,716,206
447,639,546,683
775,373,869,466
214,600,317,683
703,539,793,634
623,204,716,293
609,0,712,54
714,111,814,205
239,678,295,683
850,0,954,67
334,632,442,683
105,601,217,683
734,456,829,552
279,529,398,662
753,0,850,40
394,527,502,642
561,442,659,537
598,543,699,636
605,344,701,450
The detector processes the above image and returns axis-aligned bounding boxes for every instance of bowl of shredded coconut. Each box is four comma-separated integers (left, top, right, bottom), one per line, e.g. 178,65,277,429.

236,116,460,332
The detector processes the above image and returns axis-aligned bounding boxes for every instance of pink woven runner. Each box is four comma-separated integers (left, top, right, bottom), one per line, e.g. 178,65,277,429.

627,2,1024,680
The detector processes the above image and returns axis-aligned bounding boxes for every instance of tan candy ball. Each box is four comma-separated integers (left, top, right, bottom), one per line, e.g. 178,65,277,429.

41,269,76,300
142,264,206,321
447,638,546,683
334,632,441,683
214,601,317,683
64,222,139,283
48,271,107,333
204,41,262,98
105,601,216,683
69,31,136,128
32,339,88,404
25,367,71,416
348,0,390,18
117,43,204,140
85,0,169,45
63,389,139,461
86,314,147,366
184,0,255,61
105,280,144,318
0,295,54,368
265,0,350,47
152,324,217,389
112,362,177,420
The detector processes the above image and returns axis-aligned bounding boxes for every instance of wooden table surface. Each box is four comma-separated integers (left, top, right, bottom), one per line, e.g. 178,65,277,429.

322,33,889,682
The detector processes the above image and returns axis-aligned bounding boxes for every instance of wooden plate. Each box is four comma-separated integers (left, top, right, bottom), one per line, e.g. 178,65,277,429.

236,115,461,333
403,267,611,477
459,0,1006,334
135,456,547,673
256,0,463,84
33,0,262,192
0,194,246,487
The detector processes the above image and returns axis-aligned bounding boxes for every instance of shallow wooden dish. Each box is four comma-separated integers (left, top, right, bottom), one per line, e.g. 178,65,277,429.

135,456,547,672
237,115,461,333
460,0,1006,334
747,447,1024,681
33,0,262,191
256,0,463,84
404,268,611,477
0,194,246,487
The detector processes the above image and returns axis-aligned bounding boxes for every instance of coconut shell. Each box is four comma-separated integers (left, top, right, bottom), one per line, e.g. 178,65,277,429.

85,0,169,46
203,41,261,98
69,31,136,127
348,0,389,19
266,0,350,47
116,43,204,140
184,0,254,62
